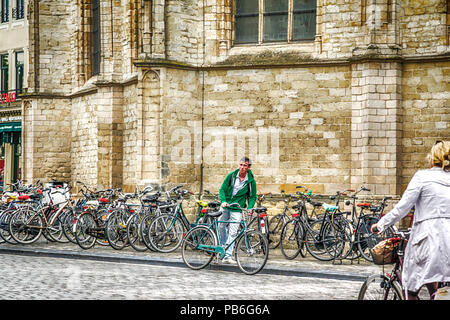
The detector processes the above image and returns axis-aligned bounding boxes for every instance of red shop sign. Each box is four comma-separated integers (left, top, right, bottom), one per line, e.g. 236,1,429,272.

0,93,16,104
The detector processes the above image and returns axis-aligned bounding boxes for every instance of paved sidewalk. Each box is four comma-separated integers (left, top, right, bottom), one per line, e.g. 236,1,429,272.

0,238,384,281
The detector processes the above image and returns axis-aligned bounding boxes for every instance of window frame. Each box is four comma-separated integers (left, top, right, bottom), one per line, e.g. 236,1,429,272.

1,0,9,24
15,51,23,95
13,0,24,20
1,53,8,93
233,0,317,45
91,0,101,76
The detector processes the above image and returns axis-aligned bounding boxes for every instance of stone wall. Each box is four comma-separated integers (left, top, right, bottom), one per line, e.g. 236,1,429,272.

22,98,71,183
199,65,352,195
400,0,448,55
21,0,450,198
71,92,98,186
401,60,450,190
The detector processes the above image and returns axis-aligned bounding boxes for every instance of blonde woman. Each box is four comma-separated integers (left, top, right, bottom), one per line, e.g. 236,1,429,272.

371,140,450,300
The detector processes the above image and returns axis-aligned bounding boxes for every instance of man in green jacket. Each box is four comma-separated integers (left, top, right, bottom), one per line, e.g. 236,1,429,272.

218,156,257,263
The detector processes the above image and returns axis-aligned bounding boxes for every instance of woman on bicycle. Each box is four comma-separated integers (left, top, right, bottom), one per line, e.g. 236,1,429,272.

371,140,450,300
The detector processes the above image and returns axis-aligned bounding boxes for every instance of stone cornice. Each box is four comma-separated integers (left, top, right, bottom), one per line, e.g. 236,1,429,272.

20,75,140,100
135,53,450,71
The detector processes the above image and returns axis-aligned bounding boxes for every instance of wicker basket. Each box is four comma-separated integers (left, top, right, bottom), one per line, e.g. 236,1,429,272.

370,237,402,265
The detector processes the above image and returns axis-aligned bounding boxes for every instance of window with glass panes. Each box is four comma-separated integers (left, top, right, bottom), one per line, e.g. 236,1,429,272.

15,51,23,94
14,0,24,20
235,0,316,44
1,54,8,93
91,0,101,76
1,0,8,23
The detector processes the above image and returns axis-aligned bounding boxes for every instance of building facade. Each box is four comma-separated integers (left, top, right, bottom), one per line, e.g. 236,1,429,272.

22,0,449,196
0,0,27,190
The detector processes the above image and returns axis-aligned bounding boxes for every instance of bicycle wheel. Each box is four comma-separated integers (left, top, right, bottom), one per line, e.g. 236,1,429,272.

105,209,129,250
358,274,403,300
304,219,334,261
140,212,158,251
148,214,184,253
280,219,303,260
74,212,98,250
356,215,390,262
95,209,110,246
0,208,18,244
9,208,43,244
268,214,285,249
62,208,77,244
182,226,217,270
328,216,357,260
236,230,269,275
126,212,148,252
47,210,70,243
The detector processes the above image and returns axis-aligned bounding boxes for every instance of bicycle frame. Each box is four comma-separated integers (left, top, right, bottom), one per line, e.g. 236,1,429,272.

196,214,248,259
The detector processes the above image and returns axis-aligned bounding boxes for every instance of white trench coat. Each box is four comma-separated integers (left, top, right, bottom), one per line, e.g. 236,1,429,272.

377,167,450,293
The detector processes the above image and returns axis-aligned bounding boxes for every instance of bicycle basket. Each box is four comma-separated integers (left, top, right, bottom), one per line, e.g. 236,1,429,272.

370,237,401,265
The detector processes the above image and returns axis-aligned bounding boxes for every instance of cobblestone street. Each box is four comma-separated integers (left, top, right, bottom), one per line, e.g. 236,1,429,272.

0,253,363,300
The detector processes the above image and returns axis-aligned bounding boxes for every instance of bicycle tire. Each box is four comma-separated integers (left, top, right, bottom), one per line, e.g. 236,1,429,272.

94,209,110,246
62,208,78,244
280,218,303,260
9,208,43,244
47,210,70,243
328,216,356,260
74,212,98,250
140,212,158,251
236,230,269,275
105,209,129,250
358,274,403,300
0,208,18,244
304,219,334,261
355,215,378,261
126,212,148,252
148,214,184,253
268,214,286,249
181,226,217,270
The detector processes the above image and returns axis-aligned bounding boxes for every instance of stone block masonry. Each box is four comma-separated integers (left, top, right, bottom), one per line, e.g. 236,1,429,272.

21,0,450,200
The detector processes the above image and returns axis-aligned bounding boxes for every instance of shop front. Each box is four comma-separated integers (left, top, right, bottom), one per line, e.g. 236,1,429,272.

0,120,21,191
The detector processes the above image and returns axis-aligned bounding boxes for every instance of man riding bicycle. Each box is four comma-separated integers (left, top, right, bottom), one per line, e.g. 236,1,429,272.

218,157,257,264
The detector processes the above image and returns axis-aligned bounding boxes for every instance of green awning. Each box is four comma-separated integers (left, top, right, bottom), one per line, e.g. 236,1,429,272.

0,122,21,132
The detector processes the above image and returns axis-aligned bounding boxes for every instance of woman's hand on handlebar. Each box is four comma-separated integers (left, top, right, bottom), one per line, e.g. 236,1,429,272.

371,223,379,233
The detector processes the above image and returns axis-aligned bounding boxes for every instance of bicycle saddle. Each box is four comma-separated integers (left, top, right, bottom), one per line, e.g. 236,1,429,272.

357,202,371,207
310,200,323,207
196,200,208,207
206,209,222,218
142,194,160,202
322,203,338,211
253,207,267,214
208,201,221,209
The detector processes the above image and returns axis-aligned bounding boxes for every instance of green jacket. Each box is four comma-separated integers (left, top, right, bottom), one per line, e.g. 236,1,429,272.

219,169,257,212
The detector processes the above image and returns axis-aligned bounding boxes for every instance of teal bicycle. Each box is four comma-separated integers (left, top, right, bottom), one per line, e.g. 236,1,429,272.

181,203,269,275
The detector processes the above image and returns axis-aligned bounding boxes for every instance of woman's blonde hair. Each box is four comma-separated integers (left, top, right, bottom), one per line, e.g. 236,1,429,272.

428,140,450,171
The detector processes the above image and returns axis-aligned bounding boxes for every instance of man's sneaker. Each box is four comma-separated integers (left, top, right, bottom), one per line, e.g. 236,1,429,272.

222,257,236,264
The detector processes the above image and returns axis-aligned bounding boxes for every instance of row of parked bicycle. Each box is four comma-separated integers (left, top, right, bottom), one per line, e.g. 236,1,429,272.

0,180,394,274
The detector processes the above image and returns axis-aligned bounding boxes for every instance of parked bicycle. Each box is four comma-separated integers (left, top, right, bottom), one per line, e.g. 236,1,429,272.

145,186,221,253
279,187,324,260
8,187,70,244
181,202,269,275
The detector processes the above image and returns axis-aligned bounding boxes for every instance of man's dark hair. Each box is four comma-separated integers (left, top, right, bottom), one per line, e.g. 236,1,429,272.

240,157,252,167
